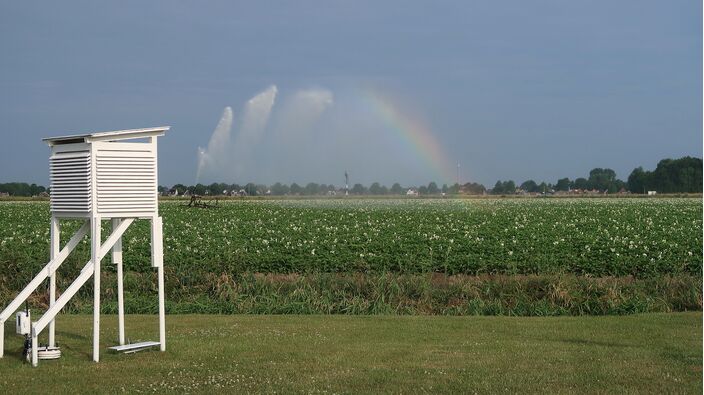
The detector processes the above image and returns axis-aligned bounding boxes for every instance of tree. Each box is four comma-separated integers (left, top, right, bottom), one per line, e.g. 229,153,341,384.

463,182,486,195
493,180,515,194
390,183,404,194
289,183,302,195
270,182,289,195
555,178,571,191
504,180,516,194
244,182,258,196
520,180,538,193
418,185,428,195
369,182,383,195
627,167,647,193
193,183,206,195
304,183,319,195
627,157,703,193
537,182,548,194
0,182,48,196
172,184,187,195
492,180,504,194
651,157,702,193
351,183,366,195
427,182,439,194
573,177,589,190
208,183,222,196
588,168,617,192
319,184,335,194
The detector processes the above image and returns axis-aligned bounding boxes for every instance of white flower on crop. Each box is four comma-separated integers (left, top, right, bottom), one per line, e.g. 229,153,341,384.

311,249,315,255
508,251,513,256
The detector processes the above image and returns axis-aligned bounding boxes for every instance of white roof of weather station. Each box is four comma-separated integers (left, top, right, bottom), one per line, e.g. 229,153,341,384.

43,126,170,145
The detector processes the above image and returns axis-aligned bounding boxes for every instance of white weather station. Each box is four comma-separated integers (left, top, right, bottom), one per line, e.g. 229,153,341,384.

0,127,169,366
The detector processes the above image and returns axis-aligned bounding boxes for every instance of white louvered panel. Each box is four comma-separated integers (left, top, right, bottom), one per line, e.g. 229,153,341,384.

96,148,157,215
50,151,92,213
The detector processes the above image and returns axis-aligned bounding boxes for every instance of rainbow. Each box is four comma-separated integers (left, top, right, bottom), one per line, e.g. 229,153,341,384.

361,88,458,184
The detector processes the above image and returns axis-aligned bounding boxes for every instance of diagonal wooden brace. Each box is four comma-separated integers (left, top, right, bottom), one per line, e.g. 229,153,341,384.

0,221,89,358
33,218,134,336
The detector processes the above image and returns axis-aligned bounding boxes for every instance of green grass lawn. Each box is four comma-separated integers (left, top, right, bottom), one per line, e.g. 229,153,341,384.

1,313,701,393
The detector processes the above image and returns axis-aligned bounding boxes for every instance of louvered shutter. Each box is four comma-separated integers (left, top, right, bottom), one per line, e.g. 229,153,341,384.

96,147,157,216
50,150,92,213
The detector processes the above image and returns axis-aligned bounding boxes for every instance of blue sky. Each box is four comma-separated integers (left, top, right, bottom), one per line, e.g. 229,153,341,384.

0,1,701,187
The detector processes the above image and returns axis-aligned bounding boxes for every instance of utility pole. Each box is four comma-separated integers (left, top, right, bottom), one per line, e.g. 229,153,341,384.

456,161,460,193
345,171,349,196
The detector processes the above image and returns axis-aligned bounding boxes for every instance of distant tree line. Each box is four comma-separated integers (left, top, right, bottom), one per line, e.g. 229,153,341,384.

157,181,482,197
504,168,627,195
626,157,702,194
0,183,47,197
491,157,701,195
2,157,700,197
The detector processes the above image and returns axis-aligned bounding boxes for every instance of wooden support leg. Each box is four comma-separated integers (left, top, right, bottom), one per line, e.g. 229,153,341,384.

92,217,101,362
31,325,38,367
112,219,125,346
151,216,166,351
49,216,59,347
158,264,165,351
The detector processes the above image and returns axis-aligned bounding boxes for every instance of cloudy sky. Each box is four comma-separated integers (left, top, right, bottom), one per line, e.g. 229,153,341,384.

0,1,701,187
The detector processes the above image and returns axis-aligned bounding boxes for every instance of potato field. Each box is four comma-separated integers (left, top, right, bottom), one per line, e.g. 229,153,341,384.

0,198,701,315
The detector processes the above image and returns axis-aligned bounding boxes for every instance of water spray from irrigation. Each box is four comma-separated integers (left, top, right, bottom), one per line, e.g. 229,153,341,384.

196,106,233,183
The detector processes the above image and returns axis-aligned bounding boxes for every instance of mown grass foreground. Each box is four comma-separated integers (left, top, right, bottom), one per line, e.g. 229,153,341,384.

1,313,701,393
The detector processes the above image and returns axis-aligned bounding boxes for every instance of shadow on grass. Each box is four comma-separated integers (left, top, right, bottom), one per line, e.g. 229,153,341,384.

56,330,87,341
557,338,636,349
3,346,27,363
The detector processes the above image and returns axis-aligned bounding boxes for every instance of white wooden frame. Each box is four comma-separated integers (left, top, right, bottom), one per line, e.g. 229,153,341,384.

0,127,168,366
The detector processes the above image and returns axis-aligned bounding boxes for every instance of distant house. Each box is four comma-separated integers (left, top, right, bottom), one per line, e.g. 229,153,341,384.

648,190,657,196
406,189,419,197
0,192,9,197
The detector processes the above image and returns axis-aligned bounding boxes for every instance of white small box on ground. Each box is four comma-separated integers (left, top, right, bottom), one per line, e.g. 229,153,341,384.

16,311,30,335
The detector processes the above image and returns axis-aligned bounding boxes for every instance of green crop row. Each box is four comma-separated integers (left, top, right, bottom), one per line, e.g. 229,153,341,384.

0,199,701,281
